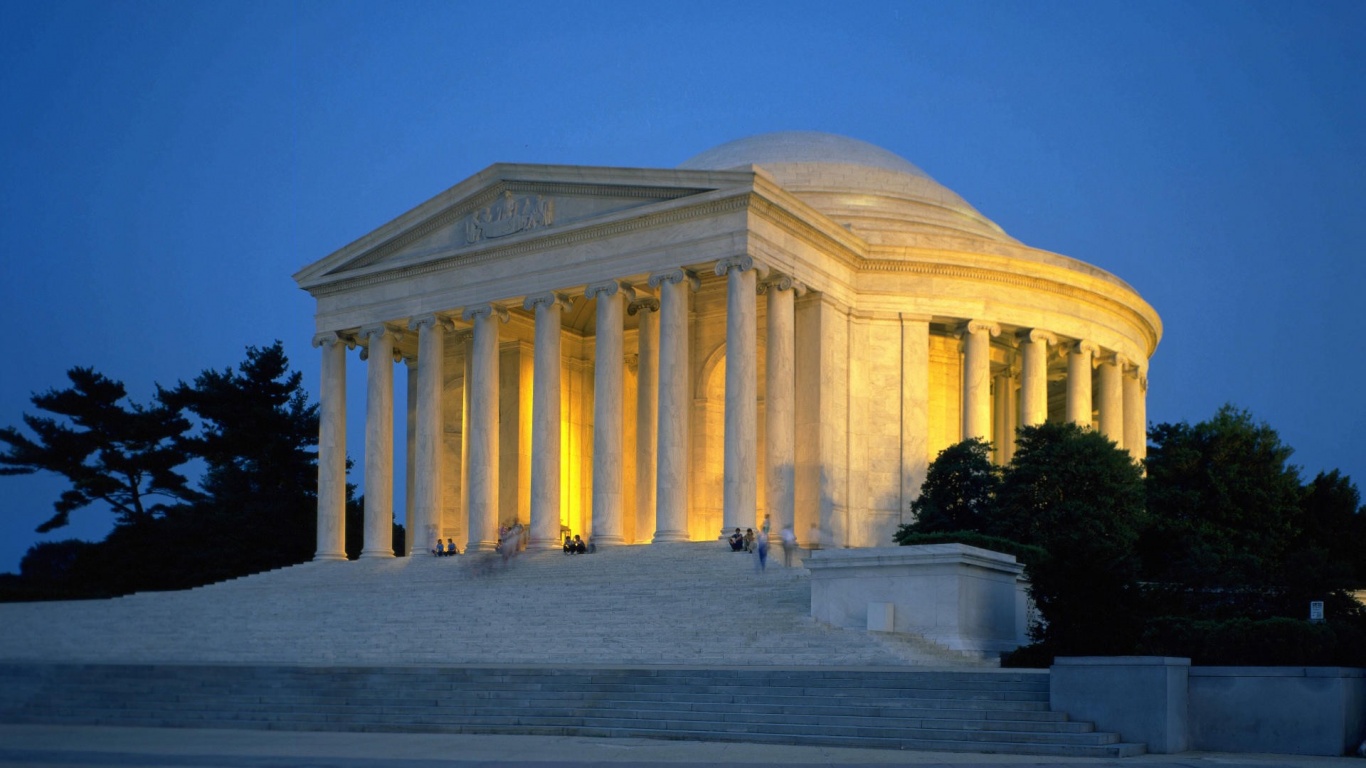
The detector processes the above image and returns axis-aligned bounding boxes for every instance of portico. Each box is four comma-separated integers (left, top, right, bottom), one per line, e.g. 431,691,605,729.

295,132,1161,557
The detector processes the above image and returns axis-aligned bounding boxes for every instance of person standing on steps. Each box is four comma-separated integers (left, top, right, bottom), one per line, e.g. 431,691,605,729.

780,525,796,567
761,513,771,537
754,529,769,572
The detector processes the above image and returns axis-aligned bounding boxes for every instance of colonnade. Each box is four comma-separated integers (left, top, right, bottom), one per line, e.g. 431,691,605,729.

311,258,804,560
971,323,1148,463
312,267,1147,562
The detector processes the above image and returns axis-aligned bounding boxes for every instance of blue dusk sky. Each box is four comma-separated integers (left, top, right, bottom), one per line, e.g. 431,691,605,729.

2,1,1363,574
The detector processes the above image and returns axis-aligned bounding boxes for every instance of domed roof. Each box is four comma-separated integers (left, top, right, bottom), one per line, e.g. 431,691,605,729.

679,131,1015,245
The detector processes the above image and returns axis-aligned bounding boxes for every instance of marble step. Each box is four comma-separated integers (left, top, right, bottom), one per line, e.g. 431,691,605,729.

0,663,1144,758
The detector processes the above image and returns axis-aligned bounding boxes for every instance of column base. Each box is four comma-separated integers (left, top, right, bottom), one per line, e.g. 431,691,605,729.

467,539,498,553
593,535,625,546
652,530,690,543
527,537,563,551
358,549,395,559
312,552,348,562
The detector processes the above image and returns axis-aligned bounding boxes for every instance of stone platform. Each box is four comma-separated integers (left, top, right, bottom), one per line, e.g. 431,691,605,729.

0,542,980,667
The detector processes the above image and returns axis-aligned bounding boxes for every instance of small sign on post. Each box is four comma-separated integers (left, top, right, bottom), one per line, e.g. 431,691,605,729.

1309,601,1325,622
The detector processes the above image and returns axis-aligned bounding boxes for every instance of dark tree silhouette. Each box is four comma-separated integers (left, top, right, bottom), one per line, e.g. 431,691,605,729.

160,341,322,572
0,367,197,532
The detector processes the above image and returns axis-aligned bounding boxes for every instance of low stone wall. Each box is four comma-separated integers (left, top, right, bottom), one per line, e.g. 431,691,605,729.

1051,657,1366,756
805,544,1028,657
1188,666,1366,756
1051,657,1190,753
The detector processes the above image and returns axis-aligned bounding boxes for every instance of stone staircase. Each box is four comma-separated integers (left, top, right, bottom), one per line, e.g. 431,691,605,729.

0,542,1146,756
0,664,1144,757
0,543,984,666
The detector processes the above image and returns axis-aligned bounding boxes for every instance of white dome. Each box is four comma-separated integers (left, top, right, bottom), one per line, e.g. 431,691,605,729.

680,131,1014,245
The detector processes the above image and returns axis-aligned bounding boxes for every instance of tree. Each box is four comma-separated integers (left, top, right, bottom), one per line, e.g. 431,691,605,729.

899,438,999,535
1279,470,1366,610
0,367,197,532
993,422,1147,655
1144,405,1303,589
160,341,322,571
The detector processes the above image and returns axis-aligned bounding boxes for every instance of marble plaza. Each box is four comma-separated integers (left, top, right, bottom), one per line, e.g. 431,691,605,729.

293,131,1161,558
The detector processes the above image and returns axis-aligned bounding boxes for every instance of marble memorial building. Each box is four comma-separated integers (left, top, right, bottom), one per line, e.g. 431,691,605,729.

293,132,1161,558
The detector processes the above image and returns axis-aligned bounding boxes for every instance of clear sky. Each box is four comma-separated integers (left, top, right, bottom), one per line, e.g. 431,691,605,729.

2,1,1363,574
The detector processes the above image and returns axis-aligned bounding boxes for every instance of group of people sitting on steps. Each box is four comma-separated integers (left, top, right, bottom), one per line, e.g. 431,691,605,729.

563,533,593,554
433,538,459,556
728,527,756,552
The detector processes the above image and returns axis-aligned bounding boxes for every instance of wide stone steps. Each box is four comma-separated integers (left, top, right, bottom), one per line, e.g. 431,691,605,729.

0,543,986,667
0,664,1146,757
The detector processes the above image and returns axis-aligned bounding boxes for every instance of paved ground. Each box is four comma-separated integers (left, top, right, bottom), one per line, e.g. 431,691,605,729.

0,726,1361,768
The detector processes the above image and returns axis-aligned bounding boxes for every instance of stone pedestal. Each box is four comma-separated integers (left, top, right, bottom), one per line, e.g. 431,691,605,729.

806,544,1027,657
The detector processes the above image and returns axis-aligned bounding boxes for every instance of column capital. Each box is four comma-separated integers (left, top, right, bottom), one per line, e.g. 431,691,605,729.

312,330,355,350
648,267,700,291
523,291,572,313
1096,350,1121,366
1067,338,1100,357
960,319,1000,338
1022,328,1057,346
359,324,403,343
714,254,769,279
462,303,510,323
759,273,807,296
408,313,454,333
585,279,636,302
628,297,660,315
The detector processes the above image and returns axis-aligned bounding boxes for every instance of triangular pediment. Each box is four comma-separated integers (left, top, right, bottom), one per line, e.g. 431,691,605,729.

294,164,756,290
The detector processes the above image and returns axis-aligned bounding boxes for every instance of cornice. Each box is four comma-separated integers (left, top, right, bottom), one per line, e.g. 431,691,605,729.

860,258,1159,353
309,194,751,298
744,193,865,271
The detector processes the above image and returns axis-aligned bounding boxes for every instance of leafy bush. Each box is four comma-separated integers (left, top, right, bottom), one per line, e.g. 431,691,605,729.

1137,615,1366,666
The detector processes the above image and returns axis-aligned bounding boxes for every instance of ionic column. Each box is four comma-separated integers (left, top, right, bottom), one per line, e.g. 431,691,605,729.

403,355,417,556
1066,340,1099,427
586,280,634,546
462,304,508,552
1097,352,1124,447
961,320,999,443
525,292,570,550
408,314,451,556
1020,329,1055,427
764,275,801,537
717,256,762,539
629,296,660,545
1123,362,1147,462
458,330,472,547
360,324,401,558
649,267,698,543
313,331,350,561
993,371,1011,464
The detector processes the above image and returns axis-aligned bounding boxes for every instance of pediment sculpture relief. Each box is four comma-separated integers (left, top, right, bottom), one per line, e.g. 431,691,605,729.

463,190,555,245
